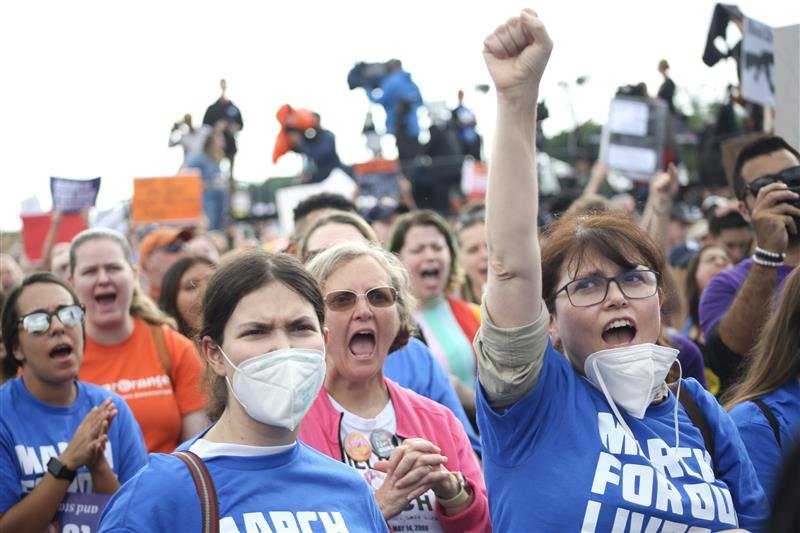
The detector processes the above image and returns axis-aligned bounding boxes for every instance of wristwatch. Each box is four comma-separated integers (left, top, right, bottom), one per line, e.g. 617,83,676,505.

47,457,77,482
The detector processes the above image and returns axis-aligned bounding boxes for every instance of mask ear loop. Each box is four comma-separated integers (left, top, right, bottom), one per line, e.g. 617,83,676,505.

671,359,683,456
216,346,251,416
591,358,638,449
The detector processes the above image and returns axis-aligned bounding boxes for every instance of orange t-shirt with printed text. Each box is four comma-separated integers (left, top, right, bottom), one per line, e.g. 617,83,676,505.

79,318,206,453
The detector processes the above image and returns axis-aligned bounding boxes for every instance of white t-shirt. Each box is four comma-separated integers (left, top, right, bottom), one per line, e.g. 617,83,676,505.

329,394,444,533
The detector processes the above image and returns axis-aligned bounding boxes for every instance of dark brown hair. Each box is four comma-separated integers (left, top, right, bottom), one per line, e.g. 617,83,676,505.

387,209,463,294
2,272,83,378
199,249,325,421
159,255,217,339
723,266,800,410
541,211,666,313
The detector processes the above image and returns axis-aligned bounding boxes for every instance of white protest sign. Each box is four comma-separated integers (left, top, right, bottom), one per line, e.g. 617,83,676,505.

741,17,775,107
607,99,649,136
50,177,101,212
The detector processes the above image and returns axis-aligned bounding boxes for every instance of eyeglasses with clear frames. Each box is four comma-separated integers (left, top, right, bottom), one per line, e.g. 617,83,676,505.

324,286,398,311
553,270,660,307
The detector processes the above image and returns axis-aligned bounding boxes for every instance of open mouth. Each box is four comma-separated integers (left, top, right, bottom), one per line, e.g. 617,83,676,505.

95,292,117,306
348,331,376,359
421,267,440,280
602,319,637,346
49,343,73,359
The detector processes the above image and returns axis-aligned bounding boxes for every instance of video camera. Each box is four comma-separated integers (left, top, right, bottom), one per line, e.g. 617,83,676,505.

347,62,391,91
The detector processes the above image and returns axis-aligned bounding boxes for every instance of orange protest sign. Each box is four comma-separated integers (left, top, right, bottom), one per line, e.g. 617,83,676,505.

132,174,202,225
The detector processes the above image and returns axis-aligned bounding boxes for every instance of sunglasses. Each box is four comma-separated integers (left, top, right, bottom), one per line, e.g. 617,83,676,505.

19,304,85,335
740,165,800,199
324,286,398,311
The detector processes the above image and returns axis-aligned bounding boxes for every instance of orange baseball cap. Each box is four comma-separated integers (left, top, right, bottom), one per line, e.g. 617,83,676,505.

138,227,194,265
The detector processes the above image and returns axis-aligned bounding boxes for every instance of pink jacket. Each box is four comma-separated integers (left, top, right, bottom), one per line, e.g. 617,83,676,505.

299,378,491,533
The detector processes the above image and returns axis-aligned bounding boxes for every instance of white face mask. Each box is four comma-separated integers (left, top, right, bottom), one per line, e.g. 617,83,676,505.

218,347,326,431
583,343,679,419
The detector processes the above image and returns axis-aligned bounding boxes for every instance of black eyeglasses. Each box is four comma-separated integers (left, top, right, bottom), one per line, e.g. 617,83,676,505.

18,304,85,335
324,286,398,311
739,165,800,199
553,270,660,307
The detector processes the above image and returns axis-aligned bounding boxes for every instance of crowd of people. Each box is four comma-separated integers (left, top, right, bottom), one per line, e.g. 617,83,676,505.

1,7,799,533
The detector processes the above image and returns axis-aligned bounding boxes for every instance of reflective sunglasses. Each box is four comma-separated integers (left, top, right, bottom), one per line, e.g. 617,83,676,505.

553,270,660,307
18,304,85,335
324,286,398,311
740,165,800,199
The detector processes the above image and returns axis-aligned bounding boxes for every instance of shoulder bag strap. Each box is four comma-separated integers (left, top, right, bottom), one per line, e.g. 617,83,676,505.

148,323,172,380
173,450,219,533
752,398,782,448
668,381,716,464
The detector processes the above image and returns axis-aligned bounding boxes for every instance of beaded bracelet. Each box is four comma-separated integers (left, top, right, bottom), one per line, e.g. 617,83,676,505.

752,254,784,268
754,246,785,260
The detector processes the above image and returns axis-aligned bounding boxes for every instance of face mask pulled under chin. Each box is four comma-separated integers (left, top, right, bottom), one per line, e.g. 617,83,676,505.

219,347,326,431
583,343,679,419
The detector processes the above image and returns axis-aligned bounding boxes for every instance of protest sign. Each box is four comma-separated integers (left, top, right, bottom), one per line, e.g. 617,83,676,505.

774,24,800,150
50,177,101,213
599,95,668,181
49,492,111,533
20,212,88,263
131,174,202,225
741,17,775,108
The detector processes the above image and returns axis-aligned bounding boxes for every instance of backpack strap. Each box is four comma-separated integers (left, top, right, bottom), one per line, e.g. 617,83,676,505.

173,451,219,533
752,398,782,448
148,323,172,380
668,381,716,464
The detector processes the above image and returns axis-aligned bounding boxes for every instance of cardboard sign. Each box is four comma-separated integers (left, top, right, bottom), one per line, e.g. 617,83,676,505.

599,95,669,181
741,17,775,107
20,212,88,263
774,24,800,150
50,177,101,213
131,174,202,225
49,492,111,533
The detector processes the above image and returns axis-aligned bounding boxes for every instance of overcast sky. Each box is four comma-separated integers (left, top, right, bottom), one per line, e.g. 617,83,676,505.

1,0,796,232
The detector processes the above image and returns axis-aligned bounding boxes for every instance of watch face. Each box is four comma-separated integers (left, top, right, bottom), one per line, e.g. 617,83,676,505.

47,457,76,481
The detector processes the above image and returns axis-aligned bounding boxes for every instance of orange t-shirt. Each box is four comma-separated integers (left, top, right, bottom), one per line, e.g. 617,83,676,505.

79,318,206,453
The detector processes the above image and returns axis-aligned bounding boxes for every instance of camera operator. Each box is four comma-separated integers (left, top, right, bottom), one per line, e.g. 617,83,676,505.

288,113,346,183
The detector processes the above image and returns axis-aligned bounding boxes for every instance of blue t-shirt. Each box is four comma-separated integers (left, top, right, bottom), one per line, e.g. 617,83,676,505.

98,436,388,532
477,342,768,533
729,379,800,503
0,377,147,512
384,337,481,454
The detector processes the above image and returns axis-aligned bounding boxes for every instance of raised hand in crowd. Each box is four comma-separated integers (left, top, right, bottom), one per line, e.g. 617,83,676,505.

59,397,120,493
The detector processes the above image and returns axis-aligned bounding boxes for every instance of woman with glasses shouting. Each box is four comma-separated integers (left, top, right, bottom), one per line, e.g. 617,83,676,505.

0,272,147,532
300,241,489,533
474,9,767,532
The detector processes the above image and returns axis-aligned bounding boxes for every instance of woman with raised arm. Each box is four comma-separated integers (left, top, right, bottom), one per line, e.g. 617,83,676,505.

475,9,767,532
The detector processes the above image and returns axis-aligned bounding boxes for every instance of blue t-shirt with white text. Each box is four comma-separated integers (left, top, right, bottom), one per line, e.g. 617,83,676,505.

477,342,768,533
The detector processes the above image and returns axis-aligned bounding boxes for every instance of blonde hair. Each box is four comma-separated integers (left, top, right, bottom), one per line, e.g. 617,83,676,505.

306,240,417,352
70,228,175,328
